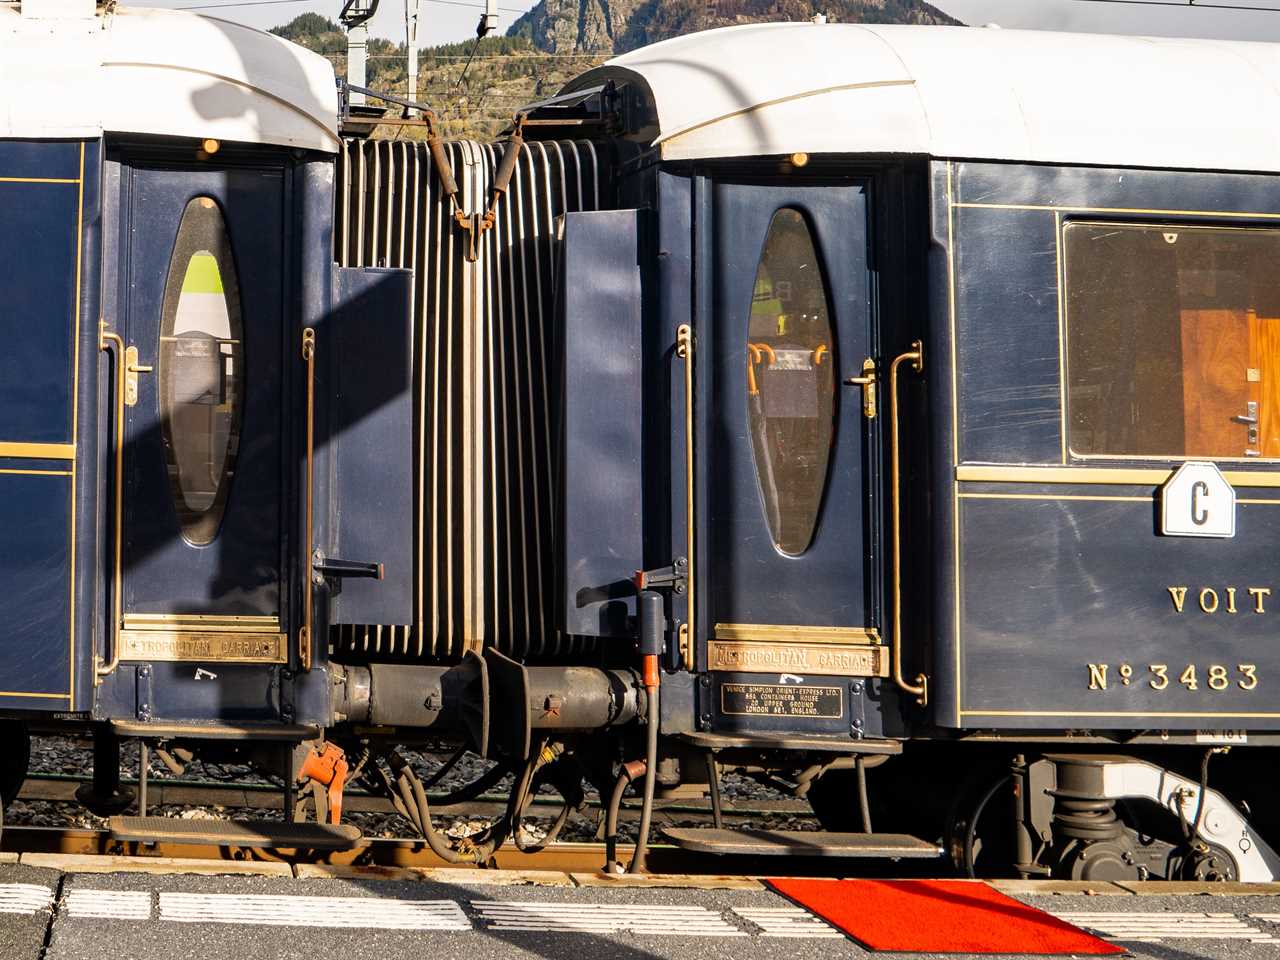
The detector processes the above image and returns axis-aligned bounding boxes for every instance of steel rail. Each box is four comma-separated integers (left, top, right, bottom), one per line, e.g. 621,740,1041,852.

15,772,812,820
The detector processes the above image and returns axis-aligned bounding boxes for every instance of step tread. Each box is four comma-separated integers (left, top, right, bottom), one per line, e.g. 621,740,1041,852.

109,816,362,850
661,827,942,858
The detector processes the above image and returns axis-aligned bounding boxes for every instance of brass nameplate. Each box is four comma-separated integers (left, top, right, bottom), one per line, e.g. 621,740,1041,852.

714,623,880,644
708,640,888,677
120,630,288,663
721,682,844,719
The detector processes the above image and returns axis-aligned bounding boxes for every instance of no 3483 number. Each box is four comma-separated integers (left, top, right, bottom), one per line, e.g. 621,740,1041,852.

1087,663,1258,692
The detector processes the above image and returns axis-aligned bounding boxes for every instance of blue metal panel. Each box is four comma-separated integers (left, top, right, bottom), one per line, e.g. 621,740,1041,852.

958,489,1280,728
328,266,414,626
0,141,80,444
0,472,72,699
558,210,643,638
954,207,1061,463
0,140,97,714
0,141,82,181
933,159,1280,730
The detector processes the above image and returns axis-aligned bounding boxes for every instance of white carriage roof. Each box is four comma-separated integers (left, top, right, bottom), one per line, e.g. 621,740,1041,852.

570,23,1280,172
0,3,338,152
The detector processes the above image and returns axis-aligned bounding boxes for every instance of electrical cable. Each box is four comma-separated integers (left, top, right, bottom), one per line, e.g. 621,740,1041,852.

603,761,642,874
963,774,1012,879
628,682,660,874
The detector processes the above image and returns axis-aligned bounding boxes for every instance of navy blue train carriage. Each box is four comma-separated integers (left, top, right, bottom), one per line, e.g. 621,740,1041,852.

4,0,1280,880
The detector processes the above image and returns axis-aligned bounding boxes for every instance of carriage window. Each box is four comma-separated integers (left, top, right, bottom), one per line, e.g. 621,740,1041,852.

746,208,836,556
159,197,242,545
1065,221,1280,460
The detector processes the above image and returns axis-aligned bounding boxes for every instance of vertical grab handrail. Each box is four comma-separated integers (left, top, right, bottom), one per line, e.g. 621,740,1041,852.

97,322,125,684
299,327,316,671
889,340,928,706
676,323,695,670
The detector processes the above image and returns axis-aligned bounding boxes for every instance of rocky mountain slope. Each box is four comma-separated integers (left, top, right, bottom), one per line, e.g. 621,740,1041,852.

508,0,960,55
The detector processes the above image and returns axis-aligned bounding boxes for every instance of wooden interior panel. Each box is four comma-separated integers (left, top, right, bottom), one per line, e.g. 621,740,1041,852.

1250,311,1280,457
1181,309,1250,457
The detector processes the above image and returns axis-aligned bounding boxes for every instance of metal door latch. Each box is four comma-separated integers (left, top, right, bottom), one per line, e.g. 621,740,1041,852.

123,345,154,407
843,357,877,419
1234,401,1260,454
633,557,687,595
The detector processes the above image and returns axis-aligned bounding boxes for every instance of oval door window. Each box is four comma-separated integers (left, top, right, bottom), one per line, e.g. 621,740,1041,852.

159,197,243,546
746,208,836,556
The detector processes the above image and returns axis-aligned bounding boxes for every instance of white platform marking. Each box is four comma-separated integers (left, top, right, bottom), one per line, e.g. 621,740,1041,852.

66,889,152,920
158,893,470,930
472,901,746,936
1055,912,1279,943
0,883,53,915
732,906,844,938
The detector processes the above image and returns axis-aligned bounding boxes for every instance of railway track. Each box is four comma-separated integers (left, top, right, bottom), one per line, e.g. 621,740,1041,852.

5,773,853,878
14,771,812,824
0,826,872,877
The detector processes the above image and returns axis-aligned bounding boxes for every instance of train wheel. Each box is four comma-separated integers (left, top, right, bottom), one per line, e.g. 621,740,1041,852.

0,719,28,810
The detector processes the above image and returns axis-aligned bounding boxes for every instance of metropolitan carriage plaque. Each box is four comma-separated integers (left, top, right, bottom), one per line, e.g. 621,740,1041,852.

707,639,888,677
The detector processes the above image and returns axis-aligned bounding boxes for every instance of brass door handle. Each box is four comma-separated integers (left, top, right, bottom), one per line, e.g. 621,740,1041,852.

676,323,695,671
888,340,927,707
843,357,878,419
123,345,153,407
97,322,126,684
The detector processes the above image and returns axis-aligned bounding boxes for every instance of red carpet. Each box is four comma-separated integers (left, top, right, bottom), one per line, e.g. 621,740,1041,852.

766,878,1126,954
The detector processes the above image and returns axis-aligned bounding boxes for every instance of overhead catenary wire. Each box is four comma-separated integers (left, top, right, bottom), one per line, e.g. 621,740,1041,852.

1067,0,1280,12
176,0,528,12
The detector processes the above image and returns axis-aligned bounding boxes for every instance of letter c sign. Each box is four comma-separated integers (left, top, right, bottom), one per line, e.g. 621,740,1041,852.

1192,480,1210,526
1161,461,1236,538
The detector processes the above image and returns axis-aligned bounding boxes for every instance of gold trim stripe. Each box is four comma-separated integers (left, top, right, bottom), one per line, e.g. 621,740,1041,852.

123,614,281,633
954,202,1280,220
0,442,75,461
0,691,70,699
947,162,962,726
70,140,84,707
0,176,78,185
963,710,1280,719
715,623,881,644
957,464,1280,488
959,492,1150,503
0,468,71,477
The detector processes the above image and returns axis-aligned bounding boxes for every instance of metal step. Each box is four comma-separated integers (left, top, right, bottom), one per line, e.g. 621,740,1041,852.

661,827,942,858
109,816,362,850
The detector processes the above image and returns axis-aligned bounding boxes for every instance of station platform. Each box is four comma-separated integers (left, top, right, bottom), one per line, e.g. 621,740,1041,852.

5,853,1280,960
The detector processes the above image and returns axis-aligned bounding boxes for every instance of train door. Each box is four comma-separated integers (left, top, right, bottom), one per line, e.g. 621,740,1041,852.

701,177,885,733
109,162,290,681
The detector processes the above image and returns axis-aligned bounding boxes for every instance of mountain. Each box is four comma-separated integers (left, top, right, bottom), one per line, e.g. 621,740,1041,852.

271,1,961,140
508,0,961,55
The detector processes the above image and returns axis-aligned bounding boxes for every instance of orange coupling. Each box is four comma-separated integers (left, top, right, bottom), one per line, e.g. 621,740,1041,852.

642,653,660,692
297,741,349,824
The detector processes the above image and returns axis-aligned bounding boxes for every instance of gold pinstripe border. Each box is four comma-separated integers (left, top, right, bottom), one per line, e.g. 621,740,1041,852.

956,464,1280,487
964,710,1280,719
0,442,75,460
955,201,1280,219
0,176,78,185
947,162,962,727
0,142,84,703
